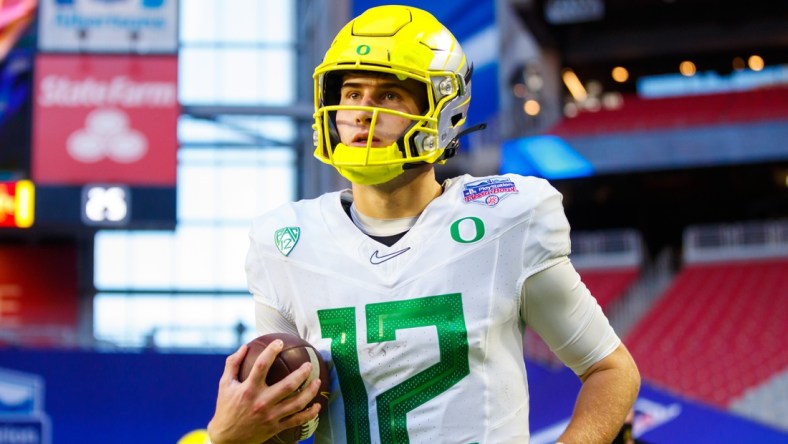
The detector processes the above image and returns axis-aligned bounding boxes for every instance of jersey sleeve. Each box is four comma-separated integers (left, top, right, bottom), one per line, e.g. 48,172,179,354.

245,215,296,324
520,178,572,279
520,259,621,375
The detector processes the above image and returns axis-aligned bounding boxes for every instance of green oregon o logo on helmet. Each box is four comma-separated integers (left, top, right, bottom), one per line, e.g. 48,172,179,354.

356,44,371,55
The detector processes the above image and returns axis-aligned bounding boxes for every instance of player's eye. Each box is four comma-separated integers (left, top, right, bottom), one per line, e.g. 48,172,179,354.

341,90,361,102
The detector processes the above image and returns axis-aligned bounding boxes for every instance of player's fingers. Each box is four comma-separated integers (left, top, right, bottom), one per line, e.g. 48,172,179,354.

276,398,322,432
247,339,284,387
274,378,322,418
219,345,247,385
268,362,315,405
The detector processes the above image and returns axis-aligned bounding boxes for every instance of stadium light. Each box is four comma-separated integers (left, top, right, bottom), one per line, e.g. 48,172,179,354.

748,55,765,71
679,61,697,77
612,66,629,83
562,68,588,101
523,99,541,116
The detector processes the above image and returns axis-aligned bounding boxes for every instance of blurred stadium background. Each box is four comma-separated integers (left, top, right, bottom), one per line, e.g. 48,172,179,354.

0,0,786,442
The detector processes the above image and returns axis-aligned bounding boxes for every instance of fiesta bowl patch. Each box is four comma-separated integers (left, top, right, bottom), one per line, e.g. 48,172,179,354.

463,177,518,207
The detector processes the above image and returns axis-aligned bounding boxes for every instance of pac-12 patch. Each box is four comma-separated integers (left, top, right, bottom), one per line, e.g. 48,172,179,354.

462,177,518,207
274,227,301,256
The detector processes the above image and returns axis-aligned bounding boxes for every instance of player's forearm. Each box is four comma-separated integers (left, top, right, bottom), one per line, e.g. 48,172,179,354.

557,344,640,444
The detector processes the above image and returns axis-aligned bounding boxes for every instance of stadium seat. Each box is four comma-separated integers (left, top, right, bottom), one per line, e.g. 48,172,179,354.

625,258,788,408
549,86,788,136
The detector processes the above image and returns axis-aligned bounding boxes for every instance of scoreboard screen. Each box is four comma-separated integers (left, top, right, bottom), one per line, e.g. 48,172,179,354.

35,184,176,230
0,181,176,231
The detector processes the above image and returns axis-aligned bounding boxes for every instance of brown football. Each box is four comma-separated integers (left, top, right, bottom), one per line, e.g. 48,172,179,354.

238,333,330,444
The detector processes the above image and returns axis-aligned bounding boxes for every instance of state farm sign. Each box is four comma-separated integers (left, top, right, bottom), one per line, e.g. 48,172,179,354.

32,55,178,185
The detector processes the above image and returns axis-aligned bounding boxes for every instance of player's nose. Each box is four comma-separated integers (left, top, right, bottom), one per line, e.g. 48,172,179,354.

354,105,374,125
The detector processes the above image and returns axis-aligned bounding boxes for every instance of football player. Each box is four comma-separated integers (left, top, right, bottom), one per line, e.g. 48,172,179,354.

208,5,640,443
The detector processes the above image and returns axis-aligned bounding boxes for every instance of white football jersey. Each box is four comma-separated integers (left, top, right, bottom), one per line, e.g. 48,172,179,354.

246,174,595,443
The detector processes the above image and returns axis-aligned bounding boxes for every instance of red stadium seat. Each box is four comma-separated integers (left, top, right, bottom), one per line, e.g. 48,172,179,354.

549,86,788,137
578,267,639,310
625,258,788,408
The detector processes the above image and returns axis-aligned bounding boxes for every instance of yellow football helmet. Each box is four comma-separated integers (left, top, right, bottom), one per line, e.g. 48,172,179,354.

313,5,475,185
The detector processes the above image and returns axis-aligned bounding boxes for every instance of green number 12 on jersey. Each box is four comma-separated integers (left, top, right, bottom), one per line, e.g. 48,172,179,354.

318,293,470,443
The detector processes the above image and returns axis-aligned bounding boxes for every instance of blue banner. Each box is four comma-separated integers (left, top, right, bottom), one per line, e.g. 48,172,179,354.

0,349,784,443
0,350,223,444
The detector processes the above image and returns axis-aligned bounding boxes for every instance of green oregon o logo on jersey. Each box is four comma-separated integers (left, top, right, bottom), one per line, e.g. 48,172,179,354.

356,44,371,55
450,217,485,244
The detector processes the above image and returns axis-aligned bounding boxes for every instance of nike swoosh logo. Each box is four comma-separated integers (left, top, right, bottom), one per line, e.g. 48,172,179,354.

369,247,411,265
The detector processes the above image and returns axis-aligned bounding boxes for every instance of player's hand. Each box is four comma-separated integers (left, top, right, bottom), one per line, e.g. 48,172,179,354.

206,341,322,444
